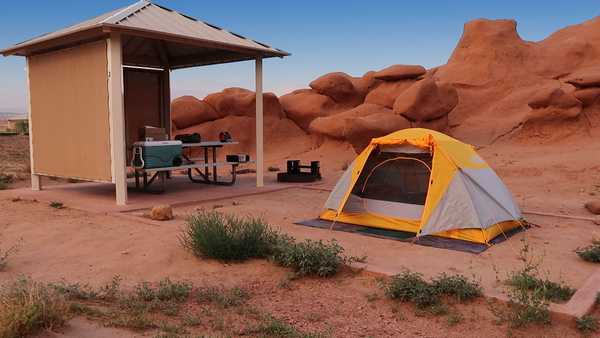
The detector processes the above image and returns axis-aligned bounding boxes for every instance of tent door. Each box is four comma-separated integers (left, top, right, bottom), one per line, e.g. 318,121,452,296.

345,147,433,220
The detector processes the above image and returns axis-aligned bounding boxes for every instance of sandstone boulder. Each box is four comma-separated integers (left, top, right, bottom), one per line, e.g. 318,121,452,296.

373,64,426,81
411,114,449,132
346,113,411,152
527,87,582,122
565,67,600,88
280,89,342,130
351,71,380,98
573,87,600,106
364,80,414,108
204,87,283,119
171,96,220,129
150,205,173,221
308,103,392,139
309,72,363,106
393,78,459,122
585,200,600,215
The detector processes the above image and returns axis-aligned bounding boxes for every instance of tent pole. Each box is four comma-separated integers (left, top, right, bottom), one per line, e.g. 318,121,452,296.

108,33,127,205
255,56,264,187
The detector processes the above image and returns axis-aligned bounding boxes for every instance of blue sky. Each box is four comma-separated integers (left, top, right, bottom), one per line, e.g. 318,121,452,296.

1,0,599,113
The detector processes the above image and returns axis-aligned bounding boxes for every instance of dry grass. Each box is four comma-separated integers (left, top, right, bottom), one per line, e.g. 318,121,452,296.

0,278,70,338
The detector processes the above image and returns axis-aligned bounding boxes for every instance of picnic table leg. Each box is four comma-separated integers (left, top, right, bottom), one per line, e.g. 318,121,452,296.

204,147,209,179
212,146,217,182
135,171,140,189
143,172,148,188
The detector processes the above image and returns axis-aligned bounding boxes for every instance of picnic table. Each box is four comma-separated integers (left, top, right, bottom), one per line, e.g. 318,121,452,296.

133,141,251,192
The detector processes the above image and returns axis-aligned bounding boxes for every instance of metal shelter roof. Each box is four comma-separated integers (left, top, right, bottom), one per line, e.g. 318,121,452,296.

0,0,289,68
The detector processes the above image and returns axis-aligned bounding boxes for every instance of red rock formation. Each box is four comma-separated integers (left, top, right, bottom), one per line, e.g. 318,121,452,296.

393,78,458,122
204,88,283,119
308,103,392,139
171,96,220,129
373,65,426,81
364,80,414,108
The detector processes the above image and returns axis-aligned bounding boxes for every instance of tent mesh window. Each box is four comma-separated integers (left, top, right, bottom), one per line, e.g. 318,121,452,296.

352,148,432,205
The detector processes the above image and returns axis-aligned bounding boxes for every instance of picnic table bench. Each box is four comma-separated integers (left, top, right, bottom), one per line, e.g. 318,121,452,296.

133,141,253,192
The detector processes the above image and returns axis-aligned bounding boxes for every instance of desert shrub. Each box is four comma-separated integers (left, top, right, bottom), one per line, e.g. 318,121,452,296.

0,173,13,190
267,166,280,172
52,281,98,300
576,315,598,333
384,270,439,308
576,240,600,263
507,270,575,303
181,211,280,261
0,240,21,271
49,201,64,209
0,278,69,338
505,284,551,327
156,278,192,302
245,315,325,338
272,237,364,278
194,286,249,308
432,273,482,302
384,270,483,312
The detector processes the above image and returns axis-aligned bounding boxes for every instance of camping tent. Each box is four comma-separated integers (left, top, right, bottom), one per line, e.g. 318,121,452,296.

320,128,522,244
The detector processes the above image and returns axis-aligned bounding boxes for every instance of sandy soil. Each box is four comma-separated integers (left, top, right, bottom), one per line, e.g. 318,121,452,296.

0,198,590,338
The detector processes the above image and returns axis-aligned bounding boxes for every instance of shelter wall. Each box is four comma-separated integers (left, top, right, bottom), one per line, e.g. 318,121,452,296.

28,40,112,181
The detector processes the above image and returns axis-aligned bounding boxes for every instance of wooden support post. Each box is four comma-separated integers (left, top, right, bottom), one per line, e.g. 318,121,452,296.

255,56,264,187
25,58,41,191
108,34,128,205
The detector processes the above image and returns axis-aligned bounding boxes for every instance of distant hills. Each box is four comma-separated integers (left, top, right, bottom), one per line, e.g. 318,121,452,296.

0,112,27,120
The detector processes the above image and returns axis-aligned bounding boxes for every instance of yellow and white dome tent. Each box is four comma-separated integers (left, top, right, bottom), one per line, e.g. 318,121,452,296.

320,128,522,244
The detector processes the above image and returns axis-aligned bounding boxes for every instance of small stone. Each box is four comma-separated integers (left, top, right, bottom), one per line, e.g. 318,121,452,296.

150,204,174,221
585,200,600,215
594,216,600,225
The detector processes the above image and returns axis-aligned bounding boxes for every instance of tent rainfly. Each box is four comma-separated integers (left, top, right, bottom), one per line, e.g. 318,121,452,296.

320,128,523,244
0,0,289,205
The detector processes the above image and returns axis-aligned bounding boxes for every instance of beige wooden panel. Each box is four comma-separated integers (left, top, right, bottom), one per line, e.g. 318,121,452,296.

28,40,112,181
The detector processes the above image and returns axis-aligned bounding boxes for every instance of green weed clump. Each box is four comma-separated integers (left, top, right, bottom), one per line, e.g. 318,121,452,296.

182,211,366,278
383,269,482,311
506,271,575,303
576,240,600,263
272,237,364,278
181,211,279,261
194,286,249,308
431,273,482,302
0,278,69,338
576,315,598,333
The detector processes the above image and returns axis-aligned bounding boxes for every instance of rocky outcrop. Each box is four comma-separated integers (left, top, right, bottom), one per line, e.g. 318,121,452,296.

393,78,459,122
172,15,600,154
308,103,392,140
204,87,283,119
373,64,426,81
280,89,342,130
171,96,220,129
346,113,411,152
527,87,582,121
364,80,414,108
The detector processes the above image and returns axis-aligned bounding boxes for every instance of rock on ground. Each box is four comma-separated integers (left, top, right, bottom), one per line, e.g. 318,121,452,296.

585,201,600,215
150,205,173,221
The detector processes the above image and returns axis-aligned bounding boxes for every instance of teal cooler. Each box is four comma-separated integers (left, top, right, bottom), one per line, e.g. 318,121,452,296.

132,140,183,169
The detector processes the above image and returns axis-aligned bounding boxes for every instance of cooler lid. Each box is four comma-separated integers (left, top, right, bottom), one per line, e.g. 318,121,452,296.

133,140,182,147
